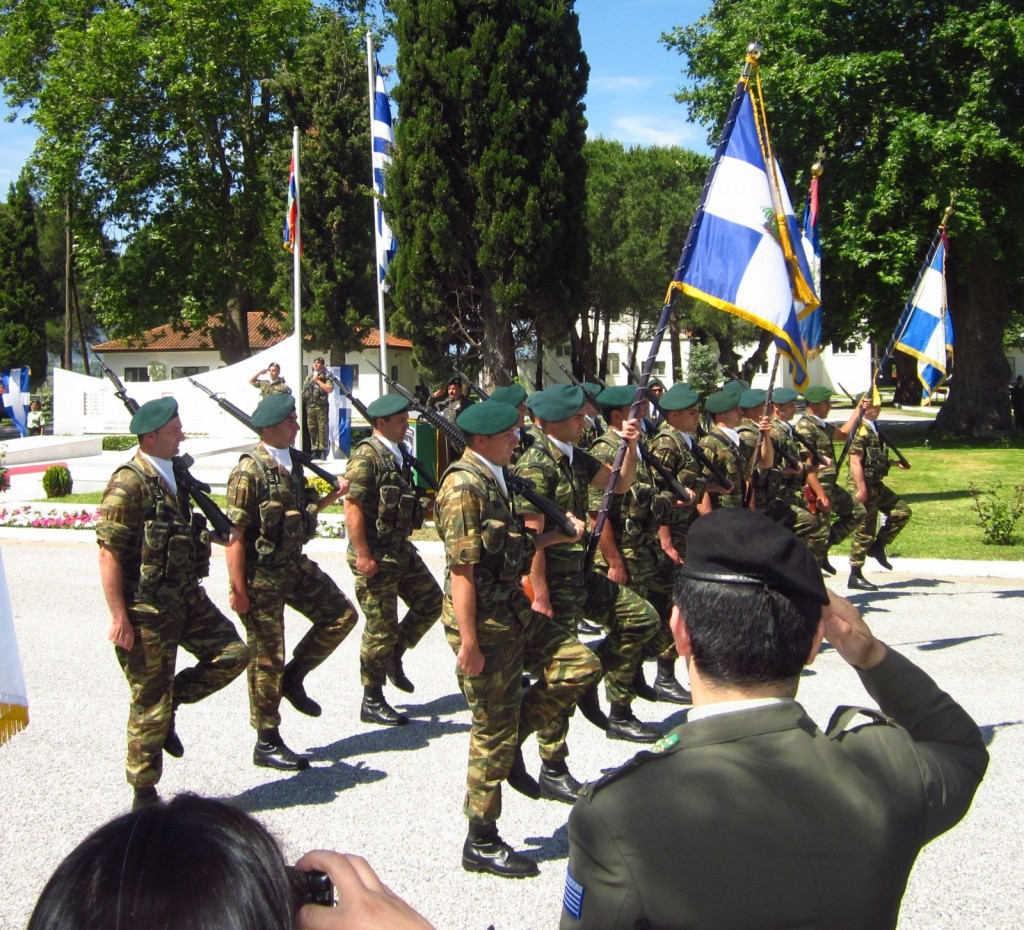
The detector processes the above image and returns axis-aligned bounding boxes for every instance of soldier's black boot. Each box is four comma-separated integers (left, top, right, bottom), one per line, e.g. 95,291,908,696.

607,702,661,743
506,728,541,799
632,664,659,702
162,711,184,758
132,786,159,812
360,685,408,726
282,661,322,717
462,822,539,878
653,658,692,705
539,759,582,805
847,567,878,591
868,540,893,570
821,553,837,576
577,683,609,731
385,645,415,694
253,727,310,771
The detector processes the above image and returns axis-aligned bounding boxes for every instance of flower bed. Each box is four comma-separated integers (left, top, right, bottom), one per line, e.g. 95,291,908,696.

0,506,100,530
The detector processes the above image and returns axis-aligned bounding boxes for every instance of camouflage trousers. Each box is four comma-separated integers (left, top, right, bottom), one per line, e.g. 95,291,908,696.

849,483,912,568
534,569,659,763
600,541,678,664
306,403,330,453
442,598,601,825
763,497,831,565
240,553,359,730
115,585,248,788
822,483,866,553
348,541,442,687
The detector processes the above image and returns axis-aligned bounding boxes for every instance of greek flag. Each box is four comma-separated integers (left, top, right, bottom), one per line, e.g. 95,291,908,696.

895,229,953,403
372,61,397,289
675,86,817,389
799,171,823,358
1,367,32,437
283,151,299,253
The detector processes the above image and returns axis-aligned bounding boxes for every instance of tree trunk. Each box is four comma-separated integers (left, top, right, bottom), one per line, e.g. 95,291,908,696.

892,352,921,406
669,312,684,382
213,292,254,365
599,305,612,381
741,330,774,384
477,290,516,389
934,248,1013,436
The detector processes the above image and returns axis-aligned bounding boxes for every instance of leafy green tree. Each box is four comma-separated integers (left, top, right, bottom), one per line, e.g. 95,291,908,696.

664,1,1024,435
386,0,589,387
0,171,48,381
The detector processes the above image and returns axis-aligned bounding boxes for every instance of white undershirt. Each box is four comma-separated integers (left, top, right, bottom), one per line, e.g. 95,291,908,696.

263,443,293,473
687,696,793,722
375,434,405,469
139,452,177,497
469,449,508,499
718,425,740,447
548,435,574,462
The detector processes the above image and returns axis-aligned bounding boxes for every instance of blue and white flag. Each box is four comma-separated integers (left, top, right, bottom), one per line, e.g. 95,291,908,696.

674,86,817,389
1,368,32,437
895,230,953,403
799,171,823,358
371,61,397,290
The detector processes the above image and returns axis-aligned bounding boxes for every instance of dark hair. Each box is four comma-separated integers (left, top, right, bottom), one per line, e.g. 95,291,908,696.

29,794,293,930
674,576,820,687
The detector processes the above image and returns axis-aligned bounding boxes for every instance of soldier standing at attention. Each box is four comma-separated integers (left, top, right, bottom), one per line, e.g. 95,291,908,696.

795,386,867,575
847,393,912,591
248,362,291,397
344,394,441,728
225,394,359,771
97,398,249,811
434,401,601,878
302,357,335,460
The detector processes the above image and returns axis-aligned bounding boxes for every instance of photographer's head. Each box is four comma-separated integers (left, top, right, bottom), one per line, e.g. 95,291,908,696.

30,794,294,930
671,510,828,697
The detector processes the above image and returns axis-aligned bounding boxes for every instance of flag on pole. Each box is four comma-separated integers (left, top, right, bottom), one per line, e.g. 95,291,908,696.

895,228,953,404
0,549,29,746
283,152,300,253
1,368,32,437
799,165,823,359
371,60,397,289
671,57,817,390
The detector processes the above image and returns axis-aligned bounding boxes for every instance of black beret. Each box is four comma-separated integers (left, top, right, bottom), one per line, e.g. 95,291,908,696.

129,397,178,436
679,509,828,605
251,393,296,428
457,401,519,436
446,376,463,388
366,393,410,419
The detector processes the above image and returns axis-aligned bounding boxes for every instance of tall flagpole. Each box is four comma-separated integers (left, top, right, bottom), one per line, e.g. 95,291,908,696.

367,32,388,396
292,125,304,433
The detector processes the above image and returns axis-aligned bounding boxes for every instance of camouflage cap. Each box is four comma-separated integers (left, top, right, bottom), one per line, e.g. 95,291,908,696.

772,387,799,404
705,390,740,415
490,384,528,407
129,397,178,436
251,393,296,429
530,384,585,422
366,393,410,419
659,384,700,412
457,401,519,436
803,385,833,404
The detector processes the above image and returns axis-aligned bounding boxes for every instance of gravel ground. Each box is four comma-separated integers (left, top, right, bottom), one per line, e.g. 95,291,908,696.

0,535,1021,930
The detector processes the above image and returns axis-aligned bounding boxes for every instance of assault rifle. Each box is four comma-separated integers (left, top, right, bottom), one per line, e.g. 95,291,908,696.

335,381,440,492
94,354,233,540
188,379,341,490
367,361,579,538
836,383,911,470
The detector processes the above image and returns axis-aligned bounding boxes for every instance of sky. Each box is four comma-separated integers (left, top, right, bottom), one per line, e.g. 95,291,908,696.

0,1,712,191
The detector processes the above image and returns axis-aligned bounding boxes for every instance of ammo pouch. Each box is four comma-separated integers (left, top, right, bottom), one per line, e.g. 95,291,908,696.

255,500,305,563
650,493,671,524
137,505,199,596
864,443,890,481
191,512,212,579
375,483,425,541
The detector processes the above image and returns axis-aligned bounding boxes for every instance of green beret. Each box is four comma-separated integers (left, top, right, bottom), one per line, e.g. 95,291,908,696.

129,397,178,436
772,387,799,404
679,509,828,605
738,388,767,409
803,386,833,404
251,393,296,429
490,384,527,407
649,377,665,389
457,401,519,436
366,393,410,419
723,378,750,395
530,384,585,422
580,381,603,400
705,390,740,415
659,384,700,412
597,385,636,410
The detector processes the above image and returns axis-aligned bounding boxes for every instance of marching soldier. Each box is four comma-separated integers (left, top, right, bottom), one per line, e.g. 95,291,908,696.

434,401,601,878
699,390,772,510
248,362,292,397
344,394,441,727
301,357,334,460
97,398,248,811
225,394,359,771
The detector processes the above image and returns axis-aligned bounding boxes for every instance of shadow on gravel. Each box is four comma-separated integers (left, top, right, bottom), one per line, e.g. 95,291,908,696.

523,820,570,864
916,633,1002,651
231,761,387,814
980,720,1024,747
995,589,1024,599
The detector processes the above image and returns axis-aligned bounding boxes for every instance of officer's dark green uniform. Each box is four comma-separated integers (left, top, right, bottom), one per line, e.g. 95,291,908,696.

435,401,601,878
345,394,441,726
301,358,334,457
225,394,358,770
97,398,248,802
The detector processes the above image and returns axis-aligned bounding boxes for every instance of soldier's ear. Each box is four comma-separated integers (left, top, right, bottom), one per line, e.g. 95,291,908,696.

670,605,692,658
805,619,826,667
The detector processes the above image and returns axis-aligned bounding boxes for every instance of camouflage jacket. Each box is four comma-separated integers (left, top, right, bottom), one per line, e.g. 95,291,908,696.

302,370,334,408
699,427,747,509
795,414,838,488
256,378,292,398
649,421,706,527
848,423,891,485
345,435,426,549
770,419,808,499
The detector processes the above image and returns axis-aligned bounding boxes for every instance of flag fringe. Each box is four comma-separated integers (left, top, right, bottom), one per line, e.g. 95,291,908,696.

0,703,29,748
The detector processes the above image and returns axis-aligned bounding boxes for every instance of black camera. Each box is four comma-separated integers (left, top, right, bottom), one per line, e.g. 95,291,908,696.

287,867,335,911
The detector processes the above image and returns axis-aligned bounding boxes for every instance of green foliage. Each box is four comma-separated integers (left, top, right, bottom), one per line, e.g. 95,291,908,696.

102,435,139,452
0,449,7,493
387,0,589,383
685,341,726,398
968,482,1024,545
42,465,73,498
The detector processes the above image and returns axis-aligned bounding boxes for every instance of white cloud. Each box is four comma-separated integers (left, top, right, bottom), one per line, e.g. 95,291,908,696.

589,74,659,93
606,115,707,149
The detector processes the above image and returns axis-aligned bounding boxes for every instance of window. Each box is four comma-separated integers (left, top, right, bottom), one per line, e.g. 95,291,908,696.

652,360,666,376
556,343,571,357
606,353,620,374
171,366,209,379
123,368,150,382
831,341,859,355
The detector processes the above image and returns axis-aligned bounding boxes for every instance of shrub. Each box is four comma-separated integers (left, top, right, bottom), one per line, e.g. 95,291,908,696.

42,465,73,499
308,476,335,499
968,482,1024,545
103,435,139,452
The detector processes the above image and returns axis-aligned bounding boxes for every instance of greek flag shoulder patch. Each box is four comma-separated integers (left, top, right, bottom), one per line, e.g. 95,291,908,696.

563,866,585,920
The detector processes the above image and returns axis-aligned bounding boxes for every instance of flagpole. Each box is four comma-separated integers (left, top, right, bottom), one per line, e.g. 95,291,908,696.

368,32,388,396
292,125,304,433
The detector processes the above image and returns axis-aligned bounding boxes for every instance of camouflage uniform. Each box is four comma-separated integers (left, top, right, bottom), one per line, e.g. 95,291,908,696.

302,369,334,453
225,445,358,731
764,420,830,557
699,426,747,509
97,457,248,788
514,432,660,760
345,436,441,688
649,421,706,558
435,450,601,825
257,378,292,398
847,424,912,568
795,413,866,558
